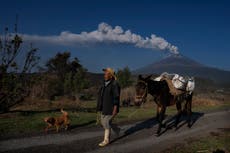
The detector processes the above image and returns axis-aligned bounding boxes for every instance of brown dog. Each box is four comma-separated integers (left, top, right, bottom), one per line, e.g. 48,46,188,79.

44,109,70,132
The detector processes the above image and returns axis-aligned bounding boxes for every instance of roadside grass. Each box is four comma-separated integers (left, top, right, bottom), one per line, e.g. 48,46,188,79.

0,100,229,136
164,128,230,153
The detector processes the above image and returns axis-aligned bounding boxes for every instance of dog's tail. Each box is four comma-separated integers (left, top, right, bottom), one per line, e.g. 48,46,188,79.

61,108,68,116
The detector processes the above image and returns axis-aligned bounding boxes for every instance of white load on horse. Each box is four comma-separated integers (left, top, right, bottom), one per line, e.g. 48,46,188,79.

154,72,195,96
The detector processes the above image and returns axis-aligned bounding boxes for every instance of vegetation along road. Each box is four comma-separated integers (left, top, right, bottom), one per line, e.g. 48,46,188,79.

0,109,229,153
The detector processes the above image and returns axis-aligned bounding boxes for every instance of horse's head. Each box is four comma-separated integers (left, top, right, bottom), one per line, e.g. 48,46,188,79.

134,75,152,106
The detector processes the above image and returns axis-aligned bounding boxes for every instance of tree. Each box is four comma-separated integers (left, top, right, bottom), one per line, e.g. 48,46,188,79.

117,66,133,88
64,68,89,94
72,67,89,92
46,52,82,82
45,52,89,99
0,25,40,112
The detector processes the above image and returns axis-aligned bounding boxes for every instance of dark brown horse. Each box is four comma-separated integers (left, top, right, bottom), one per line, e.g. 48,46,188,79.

135,75,193,136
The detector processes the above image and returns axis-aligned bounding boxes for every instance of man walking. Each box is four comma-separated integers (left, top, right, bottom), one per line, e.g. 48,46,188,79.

96,67,121,147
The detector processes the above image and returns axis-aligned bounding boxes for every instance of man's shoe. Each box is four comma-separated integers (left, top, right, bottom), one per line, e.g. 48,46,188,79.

98,140,109,147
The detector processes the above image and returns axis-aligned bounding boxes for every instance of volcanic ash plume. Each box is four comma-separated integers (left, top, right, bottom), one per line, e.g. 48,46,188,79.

22,22,179,54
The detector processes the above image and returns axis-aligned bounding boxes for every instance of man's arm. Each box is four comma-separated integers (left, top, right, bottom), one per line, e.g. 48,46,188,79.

112,81,120,117
112,105,118,117
96,87,103,112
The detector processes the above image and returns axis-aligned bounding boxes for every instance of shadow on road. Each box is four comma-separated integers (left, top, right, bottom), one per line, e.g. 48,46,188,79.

69,120,96,130
159,112,204,136
110,117,158,144
110,112,204,144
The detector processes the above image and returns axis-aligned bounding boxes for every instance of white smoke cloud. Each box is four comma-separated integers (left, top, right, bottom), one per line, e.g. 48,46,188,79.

21,22,179,54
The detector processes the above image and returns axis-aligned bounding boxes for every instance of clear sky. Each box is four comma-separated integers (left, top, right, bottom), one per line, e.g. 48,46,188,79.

1,0,230,72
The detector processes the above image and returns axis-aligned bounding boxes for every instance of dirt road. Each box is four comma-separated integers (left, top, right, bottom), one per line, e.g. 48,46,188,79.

1,109,229,153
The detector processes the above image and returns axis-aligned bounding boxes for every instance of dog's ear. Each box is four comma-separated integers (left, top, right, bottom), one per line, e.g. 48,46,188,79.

44,117,49,122
45,117,55,124
48,117,56,124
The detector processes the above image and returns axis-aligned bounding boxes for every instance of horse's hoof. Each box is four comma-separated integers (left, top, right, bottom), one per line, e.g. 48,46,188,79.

155,129,161,137
174,125,178,130
175,126,179,131
155,132,160,137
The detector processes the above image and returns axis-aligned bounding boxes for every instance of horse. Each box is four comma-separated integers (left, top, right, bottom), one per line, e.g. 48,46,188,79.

134,75,193,136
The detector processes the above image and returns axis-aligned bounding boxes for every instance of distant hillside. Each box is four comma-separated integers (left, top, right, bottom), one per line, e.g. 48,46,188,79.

86,72,103,86
133,54,230,84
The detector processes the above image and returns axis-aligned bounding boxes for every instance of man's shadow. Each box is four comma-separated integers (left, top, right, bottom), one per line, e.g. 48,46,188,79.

110,117,158,143
110,112,204,144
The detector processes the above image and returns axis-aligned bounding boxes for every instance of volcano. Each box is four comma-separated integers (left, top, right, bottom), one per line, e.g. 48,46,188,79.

133,54,230,83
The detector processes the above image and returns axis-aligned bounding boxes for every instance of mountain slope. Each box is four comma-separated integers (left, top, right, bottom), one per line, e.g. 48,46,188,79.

133,54,230,83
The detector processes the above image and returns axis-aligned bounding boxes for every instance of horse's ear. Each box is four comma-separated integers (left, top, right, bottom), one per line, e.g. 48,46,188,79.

145,74,152,80
138,75,143,80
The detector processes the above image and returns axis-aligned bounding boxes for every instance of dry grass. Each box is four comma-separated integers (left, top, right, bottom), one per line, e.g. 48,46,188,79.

193,97,222,106
119,86,229,107
120,87,135,102
193,93,228,106
10,90,229,112
10,97,82,112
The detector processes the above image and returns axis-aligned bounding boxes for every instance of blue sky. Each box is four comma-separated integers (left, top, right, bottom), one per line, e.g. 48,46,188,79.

1,0,230,72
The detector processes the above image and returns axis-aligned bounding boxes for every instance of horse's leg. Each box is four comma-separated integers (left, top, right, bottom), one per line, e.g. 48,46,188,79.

182,96,188,115
186,93,193,128
156,105,166,135
175,100,182,128
156,105,160,122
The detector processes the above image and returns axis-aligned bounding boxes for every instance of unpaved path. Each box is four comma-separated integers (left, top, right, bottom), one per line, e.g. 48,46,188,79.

1,110,229,153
